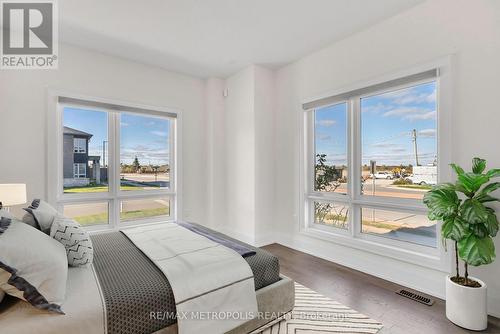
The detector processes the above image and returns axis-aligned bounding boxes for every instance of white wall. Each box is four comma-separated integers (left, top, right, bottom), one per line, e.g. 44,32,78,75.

0,44,207,223
223,66,257,242
254,66,276,245
273,0,500,316
205,78,226,229
218,65,276,245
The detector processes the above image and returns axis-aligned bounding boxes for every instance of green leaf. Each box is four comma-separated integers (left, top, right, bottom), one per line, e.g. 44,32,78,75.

474,182,500,203
479,182,500,195
469,223,489,238
450,163,465,176
441,216,467,241
486,169,500,178
423,184,459,220
472,157,487,174
485,210,499,237
455,182,473,198
458,234,495,266
457,172,490,194
460,198,490,224
475,194,500,203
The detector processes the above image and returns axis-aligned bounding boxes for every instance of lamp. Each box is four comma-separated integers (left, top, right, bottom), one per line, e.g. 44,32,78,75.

0,184,27,211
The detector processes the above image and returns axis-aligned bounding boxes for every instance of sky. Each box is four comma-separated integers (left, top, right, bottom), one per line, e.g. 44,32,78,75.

315,81,437,166
63,107,170,166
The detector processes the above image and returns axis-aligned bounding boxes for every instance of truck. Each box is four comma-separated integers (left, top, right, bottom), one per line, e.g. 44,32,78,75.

406,165,437,185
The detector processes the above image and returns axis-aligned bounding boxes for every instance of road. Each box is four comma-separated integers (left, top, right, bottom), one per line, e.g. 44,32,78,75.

331,178,426,199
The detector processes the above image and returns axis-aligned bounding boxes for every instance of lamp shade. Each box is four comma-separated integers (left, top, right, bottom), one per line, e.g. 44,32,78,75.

0,184,27,207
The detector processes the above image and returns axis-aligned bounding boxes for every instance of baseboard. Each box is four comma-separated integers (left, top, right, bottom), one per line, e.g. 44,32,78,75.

275,234,447,301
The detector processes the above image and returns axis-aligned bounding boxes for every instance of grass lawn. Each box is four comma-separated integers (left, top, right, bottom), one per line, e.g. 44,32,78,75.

394,184,432,190
74,207,170,226
64,185,142,193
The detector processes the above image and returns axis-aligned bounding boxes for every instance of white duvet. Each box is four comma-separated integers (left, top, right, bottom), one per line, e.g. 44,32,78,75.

122,223,258,334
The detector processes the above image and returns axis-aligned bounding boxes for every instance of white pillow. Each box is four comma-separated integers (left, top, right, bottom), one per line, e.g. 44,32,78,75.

0,209,14,220
23,199,59,234
0,218,68,313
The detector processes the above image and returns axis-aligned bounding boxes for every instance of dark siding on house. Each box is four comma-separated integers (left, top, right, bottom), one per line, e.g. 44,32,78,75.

63,134,74,179
63,135,90,178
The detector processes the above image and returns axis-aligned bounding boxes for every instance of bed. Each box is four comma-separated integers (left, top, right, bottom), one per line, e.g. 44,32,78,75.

0,222,295,334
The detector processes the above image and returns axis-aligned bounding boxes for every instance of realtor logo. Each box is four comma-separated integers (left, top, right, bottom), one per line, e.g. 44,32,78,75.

1,0,58,69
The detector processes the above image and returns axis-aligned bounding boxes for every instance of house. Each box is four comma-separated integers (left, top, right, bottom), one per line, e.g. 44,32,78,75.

63,126,101,187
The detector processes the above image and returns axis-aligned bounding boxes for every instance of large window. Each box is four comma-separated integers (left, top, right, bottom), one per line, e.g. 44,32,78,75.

304,69,444,257
56,97,178,229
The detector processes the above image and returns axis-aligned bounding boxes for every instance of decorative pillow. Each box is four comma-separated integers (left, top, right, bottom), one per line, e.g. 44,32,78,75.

0,217,67,313
23,199,58,234
50,215,94,267
21,212,40,230
0,209,14,220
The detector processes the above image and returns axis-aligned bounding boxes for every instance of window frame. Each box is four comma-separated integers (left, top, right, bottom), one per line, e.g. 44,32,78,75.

300,59,453,271
47,91,182,232
73,163,87,178
73,138,87,153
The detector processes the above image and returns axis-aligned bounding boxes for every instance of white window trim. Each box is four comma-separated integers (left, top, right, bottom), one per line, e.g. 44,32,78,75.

73,163,87,178
46,90,183,232
299,57,453,272
73,138,86,153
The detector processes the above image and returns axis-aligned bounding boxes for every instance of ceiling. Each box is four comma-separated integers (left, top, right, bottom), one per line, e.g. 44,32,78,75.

59,0,424,78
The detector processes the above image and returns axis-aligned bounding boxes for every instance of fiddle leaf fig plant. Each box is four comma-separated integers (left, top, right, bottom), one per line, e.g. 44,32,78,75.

423,158,499,287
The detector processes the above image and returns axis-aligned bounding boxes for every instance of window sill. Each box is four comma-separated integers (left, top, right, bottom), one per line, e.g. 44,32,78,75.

300,225,450,272
85,218,175,234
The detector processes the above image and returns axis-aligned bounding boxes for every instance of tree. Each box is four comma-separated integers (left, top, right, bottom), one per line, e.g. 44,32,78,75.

314,154,347,227
423,157,499,286
133,156,141,173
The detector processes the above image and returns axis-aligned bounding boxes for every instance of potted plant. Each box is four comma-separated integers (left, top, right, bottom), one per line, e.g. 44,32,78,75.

423,157,499,330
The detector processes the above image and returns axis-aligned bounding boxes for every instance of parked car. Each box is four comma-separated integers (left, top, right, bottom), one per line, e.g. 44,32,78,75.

371,171,393,179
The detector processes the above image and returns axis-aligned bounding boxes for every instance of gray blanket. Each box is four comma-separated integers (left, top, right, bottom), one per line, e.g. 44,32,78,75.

91,226,280,334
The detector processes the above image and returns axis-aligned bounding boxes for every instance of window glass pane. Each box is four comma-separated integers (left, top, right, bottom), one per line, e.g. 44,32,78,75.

313,201,349,230
63,202,109,226
120,113,171,191
63,108,109,193
361,207,436,247
361,81,437,200
314,102,347,194
120,198,170,222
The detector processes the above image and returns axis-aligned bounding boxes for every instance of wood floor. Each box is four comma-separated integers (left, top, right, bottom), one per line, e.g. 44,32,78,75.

262,243,500,334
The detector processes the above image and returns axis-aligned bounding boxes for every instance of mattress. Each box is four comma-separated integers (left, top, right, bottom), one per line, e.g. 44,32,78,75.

91,225,281,334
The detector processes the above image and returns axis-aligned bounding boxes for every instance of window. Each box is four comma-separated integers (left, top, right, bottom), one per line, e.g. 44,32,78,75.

73,163,87,178
120,113,171,191
303,68,444,256
55,96,179,229
64,107,108,193
63,202,109,226
120,198,170,223
73,138,87,153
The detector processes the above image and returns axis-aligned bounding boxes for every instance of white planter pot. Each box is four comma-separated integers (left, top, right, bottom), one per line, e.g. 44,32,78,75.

446,275,487,331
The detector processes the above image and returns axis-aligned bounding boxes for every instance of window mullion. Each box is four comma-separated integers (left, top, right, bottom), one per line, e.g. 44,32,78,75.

350,97,361,237
109,112,120,229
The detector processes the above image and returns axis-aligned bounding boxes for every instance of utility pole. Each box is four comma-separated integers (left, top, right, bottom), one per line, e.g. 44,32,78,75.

102,140,108,167
412,129,419,166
